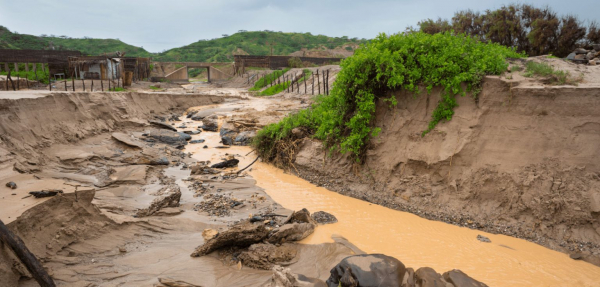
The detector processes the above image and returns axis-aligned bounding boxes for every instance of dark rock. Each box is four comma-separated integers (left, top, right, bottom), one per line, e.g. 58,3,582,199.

149,120,177,131
222,136,233,146
477,235,491,243
168,114,181,121
594,44,600,51
29,189,63,198
570,253,583,260
220,122,238,137
574,48,588,54
153,157,170,165
177,125,187,129
443,269,488,287
234,131,256,146
183,130,201,135
5,182,17,189
190,139,206,144
250,215,264,222
567,53,576,60
211,159,239,168
201,118,218,132
311,211,338,224
146,130,190,146
326,254,406,287
203,145,208,149
415,267,445,287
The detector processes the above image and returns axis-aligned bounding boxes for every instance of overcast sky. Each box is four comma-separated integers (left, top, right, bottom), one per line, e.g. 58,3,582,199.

0,0,597,53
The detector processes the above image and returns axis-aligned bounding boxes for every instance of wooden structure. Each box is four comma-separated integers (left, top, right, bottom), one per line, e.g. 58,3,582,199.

233,55,341,75
67,56,151,82
0,49,82,77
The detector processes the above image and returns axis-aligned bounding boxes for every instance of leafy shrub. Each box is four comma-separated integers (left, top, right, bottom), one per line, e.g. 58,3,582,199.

288,57,303,68
254,32,523,164
188,68,202,78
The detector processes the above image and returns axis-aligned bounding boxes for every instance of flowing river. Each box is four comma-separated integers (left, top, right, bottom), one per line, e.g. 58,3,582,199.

184,102,600,287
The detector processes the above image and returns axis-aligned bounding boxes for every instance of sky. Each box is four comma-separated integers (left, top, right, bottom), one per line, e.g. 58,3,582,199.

0,0,597,53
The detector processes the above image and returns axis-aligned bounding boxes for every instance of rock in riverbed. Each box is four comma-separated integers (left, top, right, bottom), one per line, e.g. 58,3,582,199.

311,211,337,224
5,181,17,189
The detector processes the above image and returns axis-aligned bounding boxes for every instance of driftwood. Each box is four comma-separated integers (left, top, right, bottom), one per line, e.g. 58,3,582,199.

0,220,56,287
29,189,63,198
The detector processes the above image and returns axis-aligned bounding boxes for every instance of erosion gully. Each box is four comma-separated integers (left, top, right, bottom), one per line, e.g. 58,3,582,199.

182,98,600,287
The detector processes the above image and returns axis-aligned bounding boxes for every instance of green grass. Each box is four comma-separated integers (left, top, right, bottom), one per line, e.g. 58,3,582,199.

259,81,291,96
523,61,571,85
110,87,126,92
254,32,524,164
249,68,290,91
149,86,162,90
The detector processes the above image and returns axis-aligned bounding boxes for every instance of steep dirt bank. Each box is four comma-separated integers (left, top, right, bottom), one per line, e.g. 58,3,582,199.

293,76,600,264
0,92,227,170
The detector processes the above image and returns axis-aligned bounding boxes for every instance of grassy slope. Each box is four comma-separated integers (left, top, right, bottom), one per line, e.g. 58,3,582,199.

152,31,365,62
0,26,151,57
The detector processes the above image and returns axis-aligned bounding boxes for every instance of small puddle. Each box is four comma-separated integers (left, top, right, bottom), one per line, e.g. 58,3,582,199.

249,162,600,287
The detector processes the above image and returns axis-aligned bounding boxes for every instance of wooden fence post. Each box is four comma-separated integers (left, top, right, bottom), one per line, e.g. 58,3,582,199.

326,70,329,95
317,70,320,95
304,71,307,94
17,75,20,90
312,72,314,95
82,79,85,92
0,219,56,287
64,80,67,91
101,79,104,91
71,71,75,91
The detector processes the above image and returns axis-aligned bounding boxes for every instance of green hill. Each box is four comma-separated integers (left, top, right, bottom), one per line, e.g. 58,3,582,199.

0,26,152,57
152,31,365,62
0,26,365,62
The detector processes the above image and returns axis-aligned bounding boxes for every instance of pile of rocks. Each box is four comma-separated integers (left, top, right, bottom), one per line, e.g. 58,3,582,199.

567,45,600,65
193,193,244,217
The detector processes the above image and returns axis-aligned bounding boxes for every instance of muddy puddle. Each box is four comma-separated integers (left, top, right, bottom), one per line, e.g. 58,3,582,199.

178,104,600,286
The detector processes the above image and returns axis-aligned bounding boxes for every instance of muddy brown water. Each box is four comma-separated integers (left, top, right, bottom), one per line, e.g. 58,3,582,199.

181,104,600,287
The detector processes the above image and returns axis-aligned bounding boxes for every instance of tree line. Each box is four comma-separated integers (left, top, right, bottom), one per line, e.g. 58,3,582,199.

414,4,600,57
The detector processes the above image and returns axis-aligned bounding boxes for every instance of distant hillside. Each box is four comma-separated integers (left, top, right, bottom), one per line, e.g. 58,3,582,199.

152,31,366,62
0,26,152,57
0,27,366,62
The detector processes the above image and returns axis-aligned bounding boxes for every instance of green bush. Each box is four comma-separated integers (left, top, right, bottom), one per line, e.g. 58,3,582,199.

254,32,523,164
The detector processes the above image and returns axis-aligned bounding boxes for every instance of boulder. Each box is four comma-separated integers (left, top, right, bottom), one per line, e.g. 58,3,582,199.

415,267,446,287
442,269,488,287
234,131,256,145
477,235,491,243
5,181,17,189
190,139,206,144
191,110,215,121
326,254,406,287
201,118,219,132
222,136,233,146
402,268,415,287
311,211,338,224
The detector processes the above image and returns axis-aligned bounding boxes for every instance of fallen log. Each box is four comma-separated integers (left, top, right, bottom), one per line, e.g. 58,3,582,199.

0,219,56,287
29,190,63,198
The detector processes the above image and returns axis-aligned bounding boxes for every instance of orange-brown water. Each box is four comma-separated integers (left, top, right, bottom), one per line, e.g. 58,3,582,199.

249,162,600,287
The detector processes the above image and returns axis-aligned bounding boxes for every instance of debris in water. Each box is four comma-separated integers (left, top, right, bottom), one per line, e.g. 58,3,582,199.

29,189,63,198
477,235,491,243
311,211,338,224
211,159,239,169
5,182,17,189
